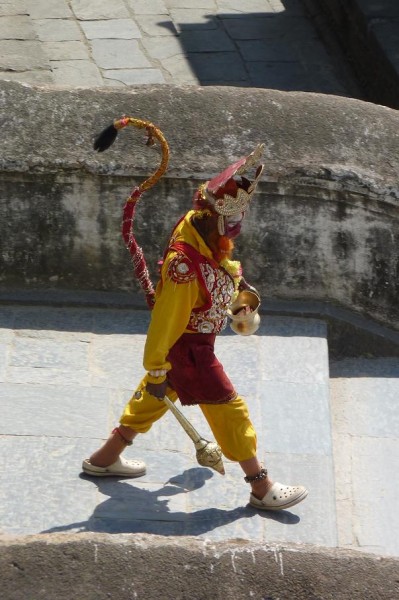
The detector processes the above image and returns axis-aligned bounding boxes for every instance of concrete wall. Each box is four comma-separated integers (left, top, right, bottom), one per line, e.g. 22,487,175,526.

0,81,398,330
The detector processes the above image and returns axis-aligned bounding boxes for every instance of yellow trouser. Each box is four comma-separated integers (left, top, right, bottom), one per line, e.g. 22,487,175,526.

120,375,257,462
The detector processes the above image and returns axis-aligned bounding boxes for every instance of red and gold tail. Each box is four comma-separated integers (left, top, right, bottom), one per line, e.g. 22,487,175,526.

94,116,170,308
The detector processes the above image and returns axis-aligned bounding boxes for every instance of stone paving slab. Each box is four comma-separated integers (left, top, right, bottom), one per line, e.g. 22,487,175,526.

0,1,28,17
0,15,36,39
0,39,49,71
42,40,90,61
81,19,142,40
27,0,72,20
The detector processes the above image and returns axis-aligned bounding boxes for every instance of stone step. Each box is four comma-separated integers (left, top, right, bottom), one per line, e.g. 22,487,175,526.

330,357,399,557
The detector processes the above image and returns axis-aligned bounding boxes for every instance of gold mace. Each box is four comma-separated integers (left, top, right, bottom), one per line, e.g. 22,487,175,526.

163,396,225,475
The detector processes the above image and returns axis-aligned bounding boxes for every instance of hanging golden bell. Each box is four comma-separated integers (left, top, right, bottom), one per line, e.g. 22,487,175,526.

227,290,261,336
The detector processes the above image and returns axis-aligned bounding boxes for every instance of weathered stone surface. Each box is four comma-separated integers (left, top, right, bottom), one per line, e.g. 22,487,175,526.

0,1,28,17
0,15,35,39
27,0,72,19
0,81,398,330
1,534,398,600
187,52,247,81
33,18,82,42
126,0,168,15
70,0,129,21
165,0,216,8
0,70,52,83
0,81,397,184
0,40,49,70
80,19,141,40
103,69,165,85
50,60,103,85
141,35,185,60
90,39,150,68
42,40,90,60
134,14,178,36
218,0,279,13
169,9,219,30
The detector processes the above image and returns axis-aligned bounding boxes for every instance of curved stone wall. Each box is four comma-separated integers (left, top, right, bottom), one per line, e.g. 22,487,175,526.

1,535,399,600
0,81,398,330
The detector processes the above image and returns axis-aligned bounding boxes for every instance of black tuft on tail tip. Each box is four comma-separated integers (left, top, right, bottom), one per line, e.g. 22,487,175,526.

93,123,118,152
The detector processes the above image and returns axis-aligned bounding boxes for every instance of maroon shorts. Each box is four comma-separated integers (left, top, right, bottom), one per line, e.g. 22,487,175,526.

166,333,237,406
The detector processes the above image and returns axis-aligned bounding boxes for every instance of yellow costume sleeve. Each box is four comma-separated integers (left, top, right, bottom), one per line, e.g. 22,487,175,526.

143,252,199,379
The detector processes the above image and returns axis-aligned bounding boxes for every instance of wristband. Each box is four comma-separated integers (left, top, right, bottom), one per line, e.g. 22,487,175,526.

147,371,167,384
148,369,167,377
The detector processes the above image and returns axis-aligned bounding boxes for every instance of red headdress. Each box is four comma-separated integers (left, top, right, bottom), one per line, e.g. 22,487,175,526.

194,144,264,235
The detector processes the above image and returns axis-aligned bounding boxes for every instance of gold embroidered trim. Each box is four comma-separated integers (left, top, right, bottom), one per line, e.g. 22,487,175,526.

167,254,197,284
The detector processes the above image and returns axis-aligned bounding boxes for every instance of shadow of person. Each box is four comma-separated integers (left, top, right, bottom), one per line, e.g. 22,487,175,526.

41,467,300,536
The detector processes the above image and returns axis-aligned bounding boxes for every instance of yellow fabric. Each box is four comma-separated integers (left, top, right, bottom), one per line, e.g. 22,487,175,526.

200,396,257,462
120,375,257,462
143,210,243,374
125,211,256,464
143,210,216,374
120,375,178,433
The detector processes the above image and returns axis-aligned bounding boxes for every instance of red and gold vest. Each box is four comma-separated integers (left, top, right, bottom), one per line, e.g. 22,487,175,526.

165,241,235,334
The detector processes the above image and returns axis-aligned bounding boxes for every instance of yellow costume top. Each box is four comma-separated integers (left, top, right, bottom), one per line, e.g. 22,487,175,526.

143,211,241,383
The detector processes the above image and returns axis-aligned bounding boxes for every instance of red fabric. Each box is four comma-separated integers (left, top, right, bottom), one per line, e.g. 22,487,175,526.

206,157,247,194
213,178,238,199
122,190,155,309
168,241,219,313
166,333,237,406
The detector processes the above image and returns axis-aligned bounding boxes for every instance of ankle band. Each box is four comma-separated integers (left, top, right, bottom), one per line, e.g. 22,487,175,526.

244,467,268,483
112,427,133,446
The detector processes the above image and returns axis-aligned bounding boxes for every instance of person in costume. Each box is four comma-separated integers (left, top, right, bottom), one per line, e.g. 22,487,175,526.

83,122,308,511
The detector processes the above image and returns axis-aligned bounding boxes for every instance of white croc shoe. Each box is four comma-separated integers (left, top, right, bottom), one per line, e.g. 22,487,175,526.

250,482,308,511
82,456,146,478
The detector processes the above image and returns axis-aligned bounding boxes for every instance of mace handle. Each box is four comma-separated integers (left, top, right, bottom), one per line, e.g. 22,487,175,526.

162,395,225,475
163,395,202,445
